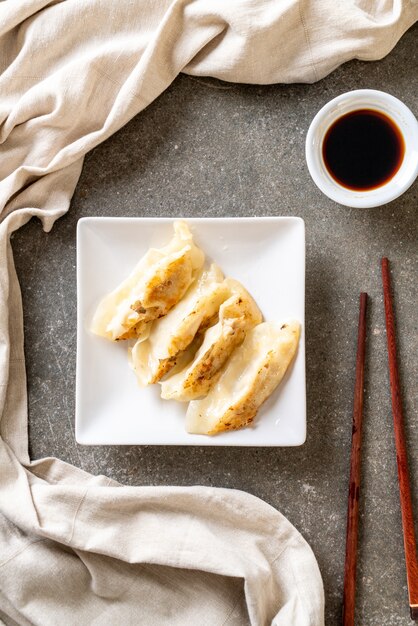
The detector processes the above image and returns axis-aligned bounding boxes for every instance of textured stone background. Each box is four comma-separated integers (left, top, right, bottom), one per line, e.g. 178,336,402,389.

11,23,417,626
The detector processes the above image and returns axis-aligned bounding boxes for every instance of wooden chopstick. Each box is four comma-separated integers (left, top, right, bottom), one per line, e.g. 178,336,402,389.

381,257,418,621
342,292,368,626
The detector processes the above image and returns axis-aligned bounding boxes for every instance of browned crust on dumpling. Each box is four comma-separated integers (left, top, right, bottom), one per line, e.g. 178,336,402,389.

208,408,258,434
120,251,194,340
147,356,178,384
92,222,205,342
182,325,246,395
206,349,276,434
161,281,263,400
116,320,150,341
140,251,193,314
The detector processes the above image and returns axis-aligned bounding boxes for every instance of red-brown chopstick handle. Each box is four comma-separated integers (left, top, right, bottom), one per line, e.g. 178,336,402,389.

382,258,418,620
343,292,368,626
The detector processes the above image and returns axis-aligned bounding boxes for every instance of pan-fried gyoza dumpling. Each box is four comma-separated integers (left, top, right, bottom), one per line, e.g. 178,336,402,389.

186,321,300,435
91,221,205,341
160,279,262,401
130,264,231,385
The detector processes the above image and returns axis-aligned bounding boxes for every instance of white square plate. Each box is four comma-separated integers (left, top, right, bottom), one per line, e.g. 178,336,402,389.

76,217,306,446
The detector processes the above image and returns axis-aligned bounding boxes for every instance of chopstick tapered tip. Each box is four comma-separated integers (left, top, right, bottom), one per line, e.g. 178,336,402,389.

359,292,368,315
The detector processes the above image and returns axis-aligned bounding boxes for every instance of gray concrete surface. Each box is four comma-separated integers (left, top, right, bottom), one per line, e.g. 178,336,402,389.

11,23,417,626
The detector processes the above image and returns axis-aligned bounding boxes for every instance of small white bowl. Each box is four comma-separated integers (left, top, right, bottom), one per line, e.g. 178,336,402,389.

305,90,418,208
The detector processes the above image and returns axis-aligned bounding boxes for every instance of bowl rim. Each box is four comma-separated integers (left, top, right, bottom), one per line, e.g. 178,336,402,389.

305,89,418,208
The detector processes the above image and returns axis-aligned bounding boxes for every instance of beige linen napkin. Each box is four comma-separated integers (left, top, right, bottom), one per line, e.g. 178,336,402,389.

0,1,416,624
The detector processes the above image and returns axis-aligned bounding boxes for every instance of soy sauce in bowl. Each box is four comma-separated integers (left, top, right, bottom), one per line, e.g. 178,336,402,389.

322,109,405,191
